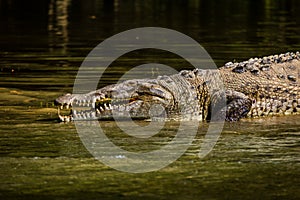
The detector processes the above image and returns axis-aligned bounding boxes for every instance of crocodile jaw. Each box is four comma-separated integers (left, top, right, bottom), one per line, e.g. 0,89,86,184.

55,80,174,122
56,97,145,122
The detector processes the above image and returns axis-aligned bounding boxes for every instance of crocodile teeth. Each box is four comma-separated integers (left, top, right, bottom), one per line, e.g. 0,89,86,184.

58,115,64,121
96,108,100,114
77,113,83,119
85,112,89,118
58,114,72,122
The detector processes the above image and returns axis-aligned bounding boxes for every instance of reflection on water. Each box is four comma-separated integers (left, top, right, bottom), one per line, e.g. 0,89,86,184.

1,0,300,59
48,0,70,53
0,0,300,199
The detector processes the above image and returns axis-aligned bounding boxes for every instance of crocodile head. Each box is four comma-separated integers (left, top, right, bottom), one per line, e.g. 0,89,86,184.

54,79,175,122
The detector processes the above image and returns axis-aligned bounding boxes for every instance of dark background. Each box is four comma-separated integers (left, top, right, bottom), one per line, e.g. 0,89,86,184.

1,0,300,64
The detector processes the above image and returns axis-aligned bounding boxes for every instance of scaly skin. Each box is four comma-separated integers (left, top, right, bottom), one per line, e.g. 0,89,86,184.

55,52,300,122
220,52,300,118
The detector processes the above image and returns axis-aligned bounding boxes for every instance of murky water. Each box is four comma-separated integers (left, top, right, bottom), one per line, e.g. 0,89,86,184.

1,0,300,199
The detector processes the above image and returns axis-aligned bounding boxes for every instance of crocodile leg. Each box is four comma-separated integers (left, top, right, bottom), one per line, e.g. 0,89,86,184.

213,90,252,121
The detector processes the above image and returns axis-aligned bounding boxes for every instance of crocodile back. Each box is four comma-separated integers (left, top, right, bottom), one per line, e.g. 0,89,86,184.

219,52,300,117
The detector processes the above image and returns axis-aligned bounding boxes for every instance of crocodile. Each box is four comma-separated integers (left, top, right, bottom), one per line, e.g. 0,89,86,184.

55,52,300,122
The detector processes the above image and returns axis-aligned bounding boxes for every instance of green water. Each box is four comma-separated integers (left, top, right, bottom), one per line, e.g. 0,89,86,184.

1,107,299,199
1,0,300,199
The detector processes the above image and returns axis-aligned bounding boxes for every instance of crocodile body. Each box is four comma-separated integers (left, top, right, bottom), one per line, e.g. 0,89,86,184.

55,52,300,122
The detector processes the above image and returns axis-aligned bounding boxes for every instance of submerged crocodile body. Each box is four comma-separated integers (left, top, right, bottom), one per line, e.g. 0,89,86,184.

55,52,300,122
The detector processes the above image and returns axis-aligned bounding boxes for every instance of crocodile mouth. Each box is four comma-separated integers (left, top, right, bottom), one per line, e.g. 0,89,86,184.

55,79,176,122
56,97,142,122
